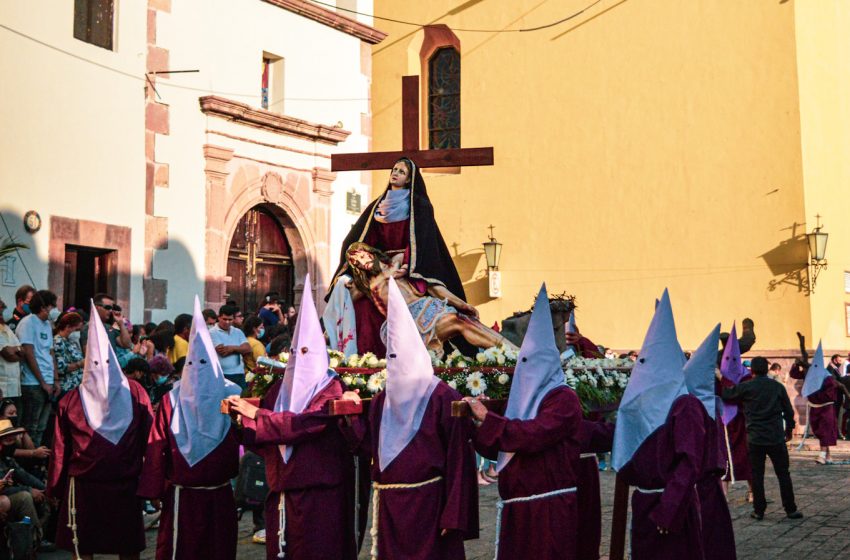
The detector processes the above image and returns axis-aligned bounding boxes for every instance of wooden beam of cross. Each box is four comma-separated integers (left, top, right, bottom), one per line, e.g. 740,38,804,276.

331,75,494,171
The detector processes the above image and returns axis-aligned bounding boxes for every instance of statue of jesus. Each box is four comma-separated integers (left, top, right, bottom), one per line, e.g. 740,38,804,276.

345,242,516,357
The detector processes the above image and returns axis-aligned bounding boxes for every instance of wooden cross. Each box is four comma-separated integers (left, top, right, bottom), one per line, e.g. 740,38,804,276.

331,75,494,171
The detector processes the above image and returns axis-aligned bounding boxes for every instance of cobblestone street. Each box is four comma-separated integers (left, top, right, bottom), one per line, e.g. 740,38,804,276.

39,440,850,559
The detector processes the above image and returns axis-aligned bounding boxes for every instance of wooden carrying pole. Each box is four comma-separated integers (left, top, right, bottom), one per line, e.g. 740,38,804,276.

450,399,507,417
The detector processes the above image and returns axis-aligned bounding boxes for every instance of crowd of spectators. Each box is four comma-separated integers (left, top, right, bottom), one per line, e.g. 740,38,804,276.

0,285,297,552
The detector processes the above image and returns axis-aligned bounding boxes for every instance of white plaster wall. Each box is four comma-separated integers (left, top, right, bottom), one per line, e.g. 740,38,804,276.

0,0,147,319
153,0,375,321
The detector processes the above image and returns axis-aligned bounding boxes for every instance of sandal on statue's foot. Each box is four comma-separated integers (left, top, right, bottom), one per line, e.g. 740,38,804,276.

815,457,827,465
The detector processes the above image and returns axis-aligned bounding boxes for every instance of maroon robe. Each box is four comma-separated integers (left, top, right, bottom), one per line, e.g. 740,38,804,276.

576,419,615,560
695,405,736,560
790,364,838,446
718,376,752,482
344,381,478,560
618,394,706,560
47,380,154,555
137,395,240,560
474,386,582,560
575,336,604,359
241,377,357,560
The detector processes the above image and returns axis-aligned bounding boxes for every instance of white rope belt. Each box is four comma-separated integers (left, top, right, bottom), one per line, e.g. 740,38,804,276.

809,401,834,408
67,477,81,560
494,486,577,560
635,487,665,494
278,492,286,559
723,423,736,484
172,481,230,560
370,475,443,559
579,453,597,459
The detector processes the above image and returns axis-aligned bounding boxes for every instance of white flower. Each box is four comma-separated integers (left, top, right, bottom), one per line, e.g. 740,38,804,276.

496,354,506,365
447,380,458,390
245,372,255,383
497,373,510,385
279,352,290,363
347,353,360,367
377,368,388,380
329,357,340,369
378,358,387,368
476,352,487,364
263,374,273,383
366,355,379,368
366,375,383,393
342,375,354,386
466,371,488,396
457,360,467,368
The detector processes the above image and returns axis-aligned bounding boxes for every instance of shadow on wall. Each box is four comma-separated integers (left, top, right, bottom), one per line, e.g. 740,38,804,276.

0,207,210,325
449,244,492,307
760,222,810,295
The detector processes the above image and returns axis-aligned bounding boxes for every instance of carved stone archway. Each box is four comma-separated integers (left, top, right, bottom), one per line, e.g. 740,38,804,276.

203,144,334,312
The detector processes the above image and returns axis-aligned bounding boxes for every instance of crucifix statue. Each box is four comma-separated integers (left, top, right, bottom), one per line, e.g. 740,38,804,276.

331,75,494,171
325,75,495,360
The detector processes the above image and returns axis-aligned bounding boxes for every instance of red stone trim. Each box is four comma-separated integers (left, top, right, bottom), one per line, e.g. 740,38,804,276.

262,0,387,44
48,216,132,312
200,96,351,145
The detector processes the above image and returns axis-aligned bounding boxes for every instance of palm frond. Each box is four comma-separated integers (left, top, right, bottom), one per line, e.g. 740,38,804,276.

0,238,28,260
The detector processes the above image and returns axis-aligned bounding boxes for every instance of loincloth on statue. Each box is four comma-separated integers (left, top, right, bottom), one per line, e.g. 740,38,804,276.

381,296,457,349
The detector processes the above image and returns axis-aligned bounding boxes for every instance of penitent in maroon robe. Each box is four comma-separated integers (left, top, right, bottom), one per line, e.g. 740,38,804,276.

718,376,752,482
618,394,706,560
695,406,736,560
47,380,154,555
576,419,615,560
345,381,479,560
137,395,240,560
474,387,582,560
790,365,838,446
241,377,357,560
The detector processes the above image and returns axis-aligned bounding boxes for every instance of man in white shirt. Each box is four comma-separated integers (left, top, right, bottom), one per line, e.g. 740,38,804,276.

208,304,251,390
17,290,58,446
0,299,23,404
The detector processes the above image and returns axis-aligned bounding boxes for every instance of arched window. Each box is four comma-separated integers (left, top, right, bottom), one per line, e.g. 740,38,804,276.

427,47,461,150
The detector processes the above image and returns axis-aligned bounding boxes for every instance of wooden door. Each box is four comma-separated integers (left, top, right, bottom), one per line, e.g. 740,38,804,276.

226,206,294,314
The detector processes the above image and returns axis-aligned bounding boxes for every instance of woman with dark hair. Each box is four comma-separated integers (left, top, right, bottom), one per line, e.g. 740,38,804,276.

53,312,85,395
242,315,266,373
325,157,475,357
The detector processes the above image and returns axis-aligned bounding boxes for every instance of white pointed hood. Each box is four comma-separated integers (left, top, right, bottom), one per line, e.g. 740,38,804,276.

497,283,565,472
170,296,241,466
79,300,133,445
612,289,687,471
378,277,439,472
802,341,829,398
274,274,335,462
683,324,721,420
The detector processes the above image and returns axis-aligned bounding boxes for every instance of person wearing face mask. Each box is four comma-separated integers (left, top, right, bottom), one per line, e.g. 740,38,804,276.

53,313,85,397
242,315,266,375
7,285,34,333
17,290,58,447
0,299,24,408
146,355,175,409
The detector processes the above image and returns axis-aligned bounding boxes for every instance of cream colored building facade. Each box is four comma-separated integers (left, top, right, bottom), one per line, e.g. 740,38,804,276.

369,0,850,355
0,0,384,322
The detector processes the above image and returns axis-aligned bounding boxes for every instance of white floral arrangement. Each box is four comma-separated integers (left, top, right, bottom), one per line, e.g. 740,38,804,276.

248,346,632,409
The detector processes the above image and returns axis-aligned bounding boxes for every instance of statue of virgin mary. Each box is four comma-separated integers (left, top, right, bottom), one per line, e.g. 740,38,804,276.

323,157,475,358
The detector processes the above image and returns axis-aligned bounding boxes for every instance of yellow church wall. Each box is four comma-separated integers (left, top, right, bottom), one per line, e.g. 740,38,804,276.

371,0,812,350
794,1,850,352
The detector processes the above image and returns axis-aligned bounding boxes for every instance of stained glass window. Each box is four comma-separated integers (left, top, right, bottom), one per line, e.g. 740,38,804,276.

73,0,114,51
428,47,460,150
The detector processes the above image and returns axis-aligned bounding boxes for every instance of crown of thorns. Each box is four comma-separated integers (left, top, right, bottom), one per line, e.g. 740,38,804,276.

510,292,576,317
